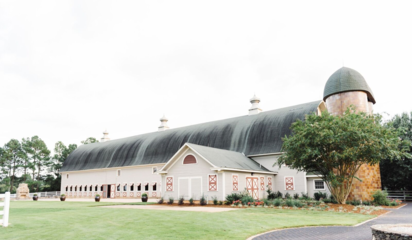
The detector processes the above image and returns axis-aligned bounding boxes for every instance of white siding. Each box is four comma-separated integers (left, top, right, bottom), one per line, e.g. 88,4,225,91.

307,177,331,198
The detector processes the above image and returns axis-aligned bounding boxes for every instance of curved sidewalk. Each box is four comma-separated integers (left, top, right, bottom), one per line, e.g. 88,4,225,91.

253,204,411,240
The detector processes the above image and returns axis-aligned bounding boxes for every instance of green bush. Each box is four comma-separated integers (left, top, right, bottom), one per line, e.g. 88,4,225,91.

158,197,164,204
241,196,254,205
189,198,194,205
275,191,283,199
363,200,372,206
225,192,248,203
218,201,223,205
300,192,311,200
314,192,327,201
178,196,184,205
267,189,277,200
200,195,207,206
273,198,282,206
372,190,390,206
168,197,174,204
285,192,291,199
212,197,218,205
293,200,304,207
263,199,270,206
285,199,294,207
323,198,331,203
293,193,299,199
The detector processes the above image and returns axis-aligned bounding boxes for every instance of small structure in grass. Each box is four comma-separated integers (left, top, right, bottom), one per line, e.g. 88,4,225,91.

16,183,30,200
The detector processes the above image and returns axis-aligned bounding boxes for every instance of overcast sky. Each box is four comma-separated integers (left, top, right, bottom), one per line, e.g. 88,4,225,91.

1,0,412,151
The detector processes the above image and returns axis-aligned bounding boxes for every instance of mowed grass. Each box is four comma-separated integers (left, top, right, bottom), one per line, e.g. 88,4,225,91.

1,201,374,240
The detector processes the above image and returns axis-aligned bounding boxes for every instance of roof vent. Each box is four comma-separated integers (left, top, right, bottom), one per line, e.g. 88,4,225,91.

158,115,170,131
248,94,262,115
101,130,110,142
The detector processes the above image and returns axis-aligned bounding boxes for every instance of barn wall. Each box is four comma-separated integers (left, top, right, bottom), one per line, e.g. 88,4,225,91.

61,164,164,198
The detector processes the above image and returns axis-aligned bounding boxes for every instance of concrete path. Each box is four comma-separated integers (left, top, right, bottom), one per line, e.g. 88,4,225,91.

28,198,158,203
253,204,412,240
100,205,239,213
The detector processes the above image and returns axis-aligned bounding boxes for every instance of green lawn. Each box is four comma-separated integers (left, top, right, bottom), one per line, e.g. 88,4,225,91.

1,201,374,239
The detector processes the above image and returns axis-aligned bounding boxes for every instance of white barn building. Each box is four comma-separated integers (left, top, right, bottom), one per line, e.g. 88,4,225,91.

61,67,378,201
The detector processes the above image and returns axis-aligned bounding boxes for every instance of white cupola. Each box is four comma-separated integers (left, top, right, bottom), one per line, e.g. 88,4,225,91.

248,94,262,115
158,115,170,131
101,130,110,142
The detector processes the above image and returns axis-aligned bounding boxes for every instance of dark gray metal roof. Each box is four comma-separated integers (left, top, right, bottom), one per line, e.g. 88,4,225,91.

186,143,271,172
323,67,376,104
61,100,321,172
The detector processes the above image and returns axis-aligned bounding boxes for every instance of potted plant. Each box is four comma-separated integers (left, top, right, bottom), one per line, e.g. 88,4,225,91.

95,194,100,202
33,194,38,201
60,194,66,201
141,193,148,202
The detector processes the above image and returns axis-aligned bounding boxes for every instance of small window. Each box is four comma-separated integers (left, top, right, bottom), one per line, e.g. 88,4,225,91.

152,183,157,191
117,184,120,191
130,184,134,191
95,185,98,191
117,170,121,176
100,185,103,191
84,185,87,191
79,186,82,191
65,186,68,191
144,183,149,191
137,183,141,191
67,174,69,179
152,167,158,174
90,185,92,191
75,186,77,191
70,186,73,191
314,180,325,190
123,184,127,191
183,155,196,164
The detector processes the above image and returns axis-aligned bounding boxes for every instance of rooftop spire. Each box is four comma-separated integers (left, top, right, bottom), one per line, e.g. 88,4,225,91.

158,115,170,131
101,129,110,142
248,94,262,115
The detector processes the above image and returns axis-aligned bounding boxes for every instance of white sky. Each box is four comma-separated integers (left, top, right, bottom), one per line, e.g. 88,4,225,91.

1,0,412,150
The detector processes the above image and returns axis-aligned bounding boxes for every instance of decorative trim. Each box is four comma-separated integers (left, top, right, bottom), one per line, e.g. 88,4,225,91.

232,174,239,191
166,177,173,191
284,176,295,190
208,174,218,191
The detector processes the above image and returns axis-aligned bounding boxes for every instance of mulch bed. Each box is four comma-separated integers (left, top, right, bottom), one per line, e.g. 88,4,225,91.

154,202,404,215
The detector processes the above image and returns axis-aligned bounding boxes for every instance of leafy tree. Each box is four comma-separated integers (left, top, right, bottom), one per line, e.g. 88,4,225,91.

380,112,412,190
81,137,99,145
277,107,411,204
21,136,51,191
51,141,77,176
1,139,26,192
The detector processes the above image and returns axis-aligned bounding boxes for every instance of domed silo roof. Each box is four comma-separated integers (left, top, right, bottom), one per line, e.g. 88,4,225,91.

323,67,376,104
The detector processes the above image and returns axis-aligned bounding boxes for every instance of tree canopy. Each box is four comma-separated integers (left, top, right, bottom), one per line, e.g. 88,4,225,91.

277,107,411,204
380,112,412,190
81,137,99,145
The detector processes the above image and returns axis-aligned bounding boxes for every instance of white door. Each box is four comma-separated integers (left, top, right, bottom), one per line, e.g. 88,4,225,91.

191,178,202,200
179,179,190,199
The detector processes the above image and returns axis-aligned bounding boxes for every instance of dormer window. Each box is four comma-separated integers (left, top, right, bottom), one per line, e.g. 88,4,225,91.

183,155,197,164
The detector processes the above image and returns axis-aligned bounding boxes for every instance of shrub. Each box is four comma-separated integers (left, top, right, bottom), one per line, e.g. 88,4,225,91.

225,193,245,203
218,201,223,205
314,192,327,201
61,194,65,197
301,192,310,200
158,197,164,204
329,195,338,204
200,195,207,205
363,200,372,206
285,192,291,199
267,189,277,200
293,193,299,199
212,197,218,205
263,199,270,206
285,199,294,207
323,198,331,203
142,193,148,197
189,198,194,205
275,191,283,199
372,190,390,206
293,200,304,207
241,196,254,206
168,197,174,204
273,198,282,206
178,196,184,205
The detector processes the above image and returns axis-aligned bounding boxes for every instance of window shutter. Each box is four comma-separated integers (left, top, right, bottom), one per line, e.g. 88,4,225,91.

285,177,294,190
260,177,265,191
267,177,272,191
166,177,173,191
209,175,217,191
232,175,238,191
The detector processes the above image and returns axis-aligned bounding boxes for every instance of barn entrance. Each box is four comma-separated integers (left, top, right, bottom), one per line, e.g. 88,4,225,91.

246,177,259,199
102,184,116,198
178,177,202,200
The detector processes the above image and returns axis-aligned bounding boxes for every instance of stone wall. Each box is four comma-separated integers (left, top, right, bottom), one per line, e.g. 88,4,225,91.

347,163,381,201
325,91,373,115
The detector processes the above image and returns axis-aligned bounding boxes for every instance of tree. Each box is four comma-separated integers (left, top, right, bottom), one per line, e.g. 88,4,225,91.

277,107,411,204
81,137,99,145
380,112,412,190
1,139,25,192
22,136,51,191
51,141,77,176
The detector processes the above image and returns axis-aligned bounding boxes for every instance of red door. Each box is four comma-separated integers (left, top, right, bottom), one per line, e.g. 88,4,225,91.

102,185,108,198
246,177,259,199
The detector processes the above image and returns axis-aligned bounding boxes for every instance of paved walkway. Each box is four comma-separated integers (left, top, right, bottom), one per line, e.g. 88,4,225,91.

253,204,412,240
101,205,239,212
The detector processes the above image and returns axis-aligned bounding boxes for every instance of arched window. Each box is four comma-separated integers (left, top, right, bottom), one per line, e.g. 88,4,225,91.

95,185,98,191
137,183,141,191
65,186,68,191
123,184,127,191
183,155,196,164
89,185,92,191
70,186,72,191
84,185,87,191
117,184,120,191
75,186,77,191
144,183,149,191
130,184,134,191
100,185,103,191
152,183,157,191
79,186,82,191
